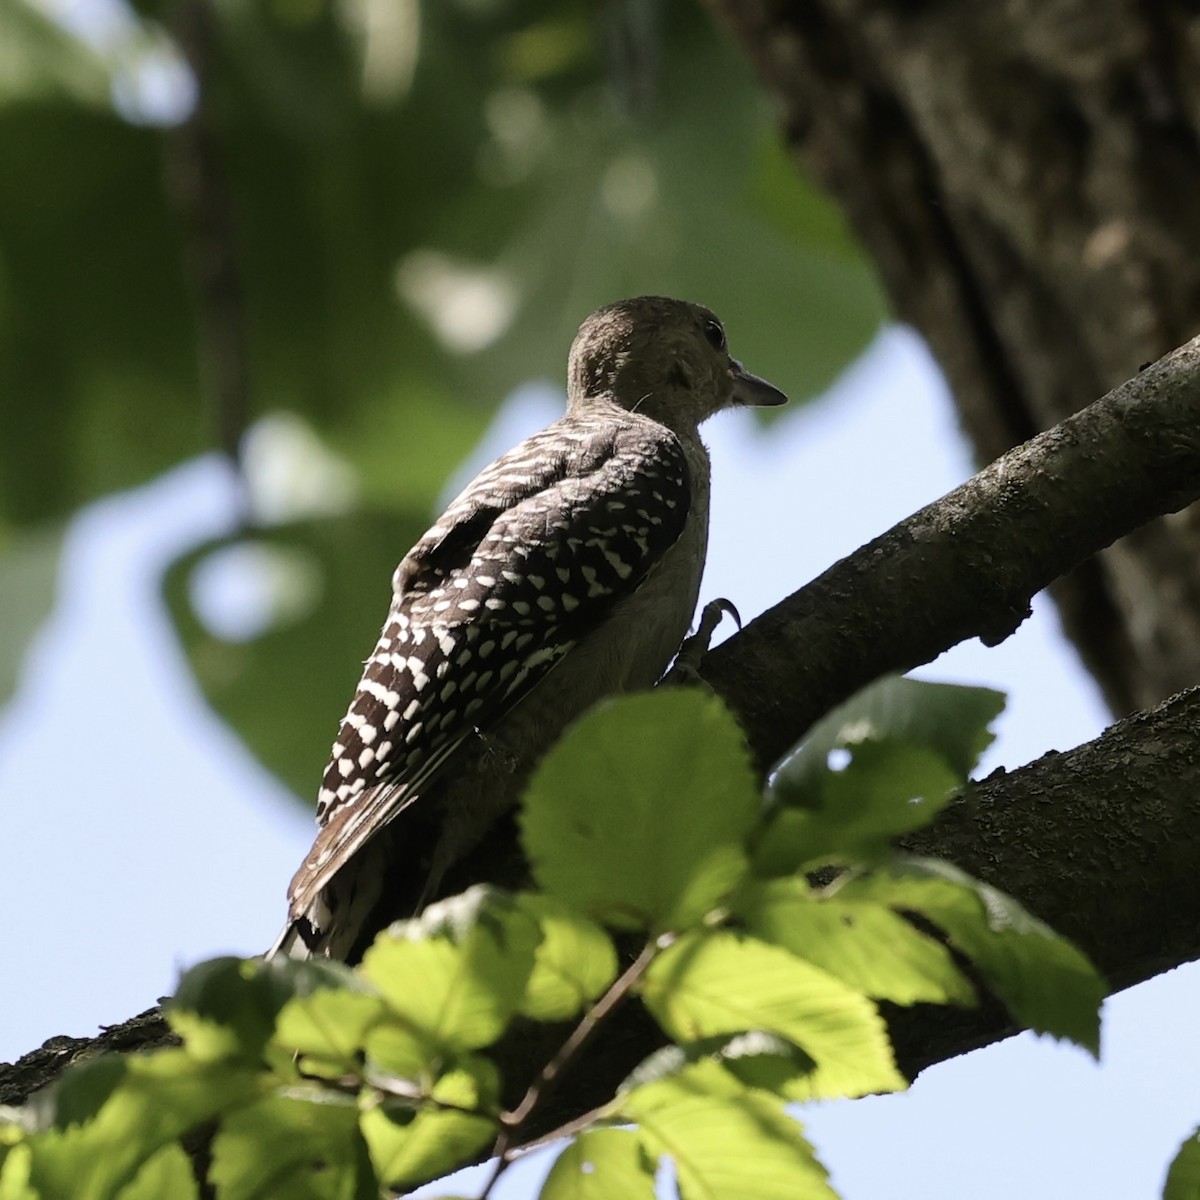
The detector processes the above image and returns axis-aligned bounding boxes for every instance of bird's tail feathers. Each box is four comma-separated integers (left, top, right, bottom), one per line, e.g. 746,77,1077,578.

265,920,314,962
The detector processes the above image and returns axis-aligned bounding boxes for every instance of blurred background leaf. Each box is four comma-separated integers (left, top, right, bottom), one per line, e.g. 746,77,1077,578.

0,524,64,708
1,0,885,802
0,0,111,106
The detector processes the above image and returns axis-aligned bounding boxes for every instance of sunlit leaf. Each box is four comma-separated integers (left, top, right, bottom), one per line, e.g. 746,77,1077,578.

521,691,758,932
360,1067,496,1192
26,1052,259,1200
209,1089,363,1200
116,1141,198,1200
737,877,974,1006
621,1032,815,1100
169,955,308,1064
42,1057,128,1131
641,930,905,1100
623,1061,837,1200
361,888,540,1055
758,739,959,874
539,1129,656,1200
0,1143,35,1200
844,858,1103,1055
515,894,619,1022
274,989,386,1078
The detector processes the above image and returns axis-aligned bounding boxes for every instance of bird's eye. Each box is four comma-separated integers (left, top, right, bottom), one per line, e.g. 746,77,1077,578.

702,318,726,351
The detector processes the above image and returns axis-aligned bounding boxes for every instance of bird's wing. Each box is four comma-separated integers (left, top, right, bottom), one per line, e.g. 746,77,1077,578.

287,417,691,924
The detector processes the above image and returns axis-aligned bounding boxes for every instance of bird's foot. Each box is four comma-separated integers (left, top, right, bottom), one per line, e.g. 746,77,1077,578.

663,597,742,687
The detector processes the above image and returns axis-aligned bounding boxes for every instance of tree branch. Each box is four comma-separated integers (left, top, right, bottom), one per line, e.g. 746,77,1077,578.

703,334,1200,770
5,338,1200,1149
890,684,1200,1075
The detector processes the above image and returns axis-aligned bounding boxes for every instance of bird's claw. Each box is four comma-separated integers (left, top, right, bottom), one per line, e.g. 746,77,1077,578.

663,597,742,687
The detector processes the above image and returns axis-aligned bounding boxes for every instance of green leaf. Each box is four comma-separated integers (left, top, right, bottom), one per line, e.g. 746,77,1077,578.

774,676,1006,798
168,956,308,1064
0,16,496,529
641,930,905,1100
361,1023,436,1085
0,1110,26,1144
737,877,975,1006
0,524,63,707
45,1056,128,1130
515,894,619,1022
622,1062,837,1200
621,1032,816,1100
0,1110,28,1200
759,739,960,874
0,0,112,107
209,1089,364,1200
169,954,357,1066
359,1068,496,1192
1165,1127,1200,1200
258,953,366,997
0,106,205,527
0,1143,34,1200
0,0,880,540
843,858,1104,1055
261,956,376,1075
361,888,540,1055
275,989,387,1078
116,1141,198,1200
26,1052,260,1200
540,1129,656,1200
521,691,759,932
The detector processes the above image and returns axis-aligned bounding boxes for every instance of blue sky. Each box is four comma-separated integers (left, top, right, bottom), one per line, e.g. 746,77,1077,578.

2,326,1193,1198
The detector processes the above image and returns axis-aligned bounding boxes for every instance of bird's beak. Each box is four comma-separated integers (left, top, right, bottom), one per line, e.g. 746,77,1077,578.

730,359,788,407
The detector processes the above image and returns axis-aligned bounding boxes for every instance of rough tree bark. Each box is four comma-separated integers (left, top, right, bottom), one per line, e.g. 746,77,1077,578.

708,0,1200,716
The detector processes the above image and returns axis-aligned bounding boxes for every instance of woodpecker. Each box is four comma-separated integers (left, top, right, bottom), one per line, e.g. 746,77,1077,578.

271,296,786,961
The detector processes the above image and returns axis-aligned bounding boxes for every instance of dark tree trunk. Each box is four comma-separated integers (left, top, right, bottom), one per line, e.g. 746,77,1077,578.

709,0,1200,716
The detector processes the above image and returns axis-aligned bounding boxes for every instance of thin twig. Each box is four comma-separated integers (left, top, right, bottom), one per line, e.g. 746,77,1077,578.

506,1099,619,1157
478,937,663,1199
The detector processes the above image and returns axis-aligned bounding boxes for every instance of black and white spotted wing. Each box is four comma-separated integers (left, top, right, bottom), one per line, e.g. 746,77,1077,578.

287,416,691,920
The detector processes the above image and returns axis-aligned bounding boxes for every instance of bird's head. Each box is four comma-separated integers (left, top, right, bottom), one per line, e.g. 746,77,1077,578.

566,296,787,430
